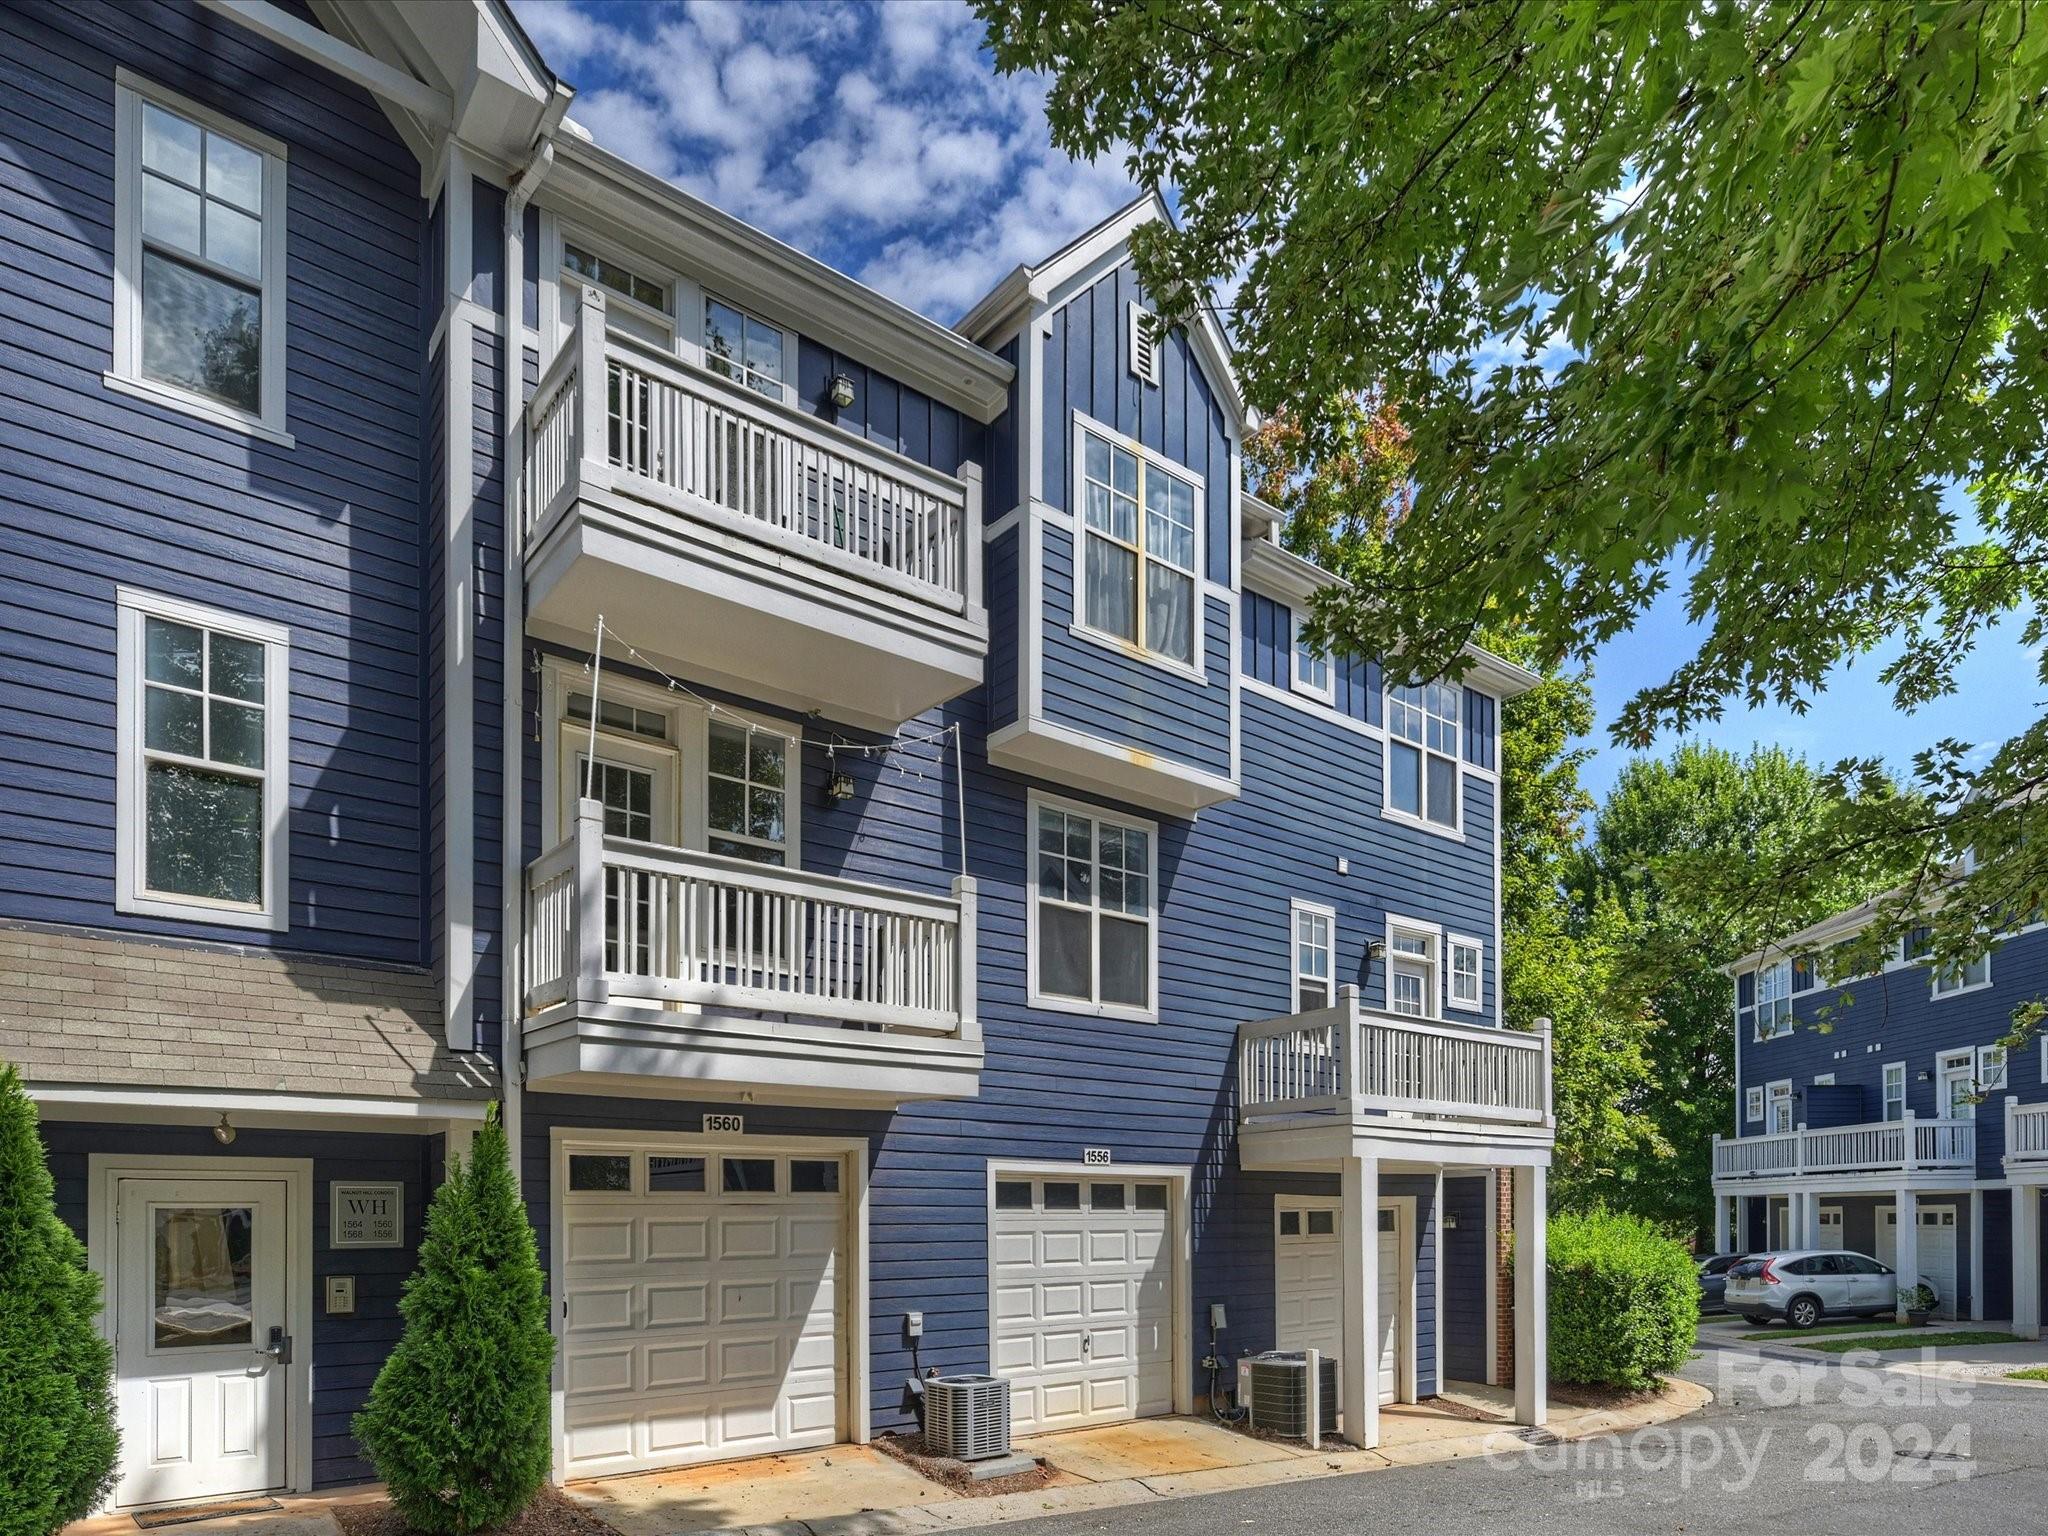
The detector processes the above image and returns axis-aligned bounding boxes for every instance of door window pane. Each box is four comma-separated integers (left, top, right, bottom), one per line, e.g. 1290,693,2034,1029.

790,1159,840,1194
1042,1181,1081,1211
723,1157,777,1193
708,720,788,864
1133,1183,1167,1210
568,1154,632,1192
1090,1183,1125,1211
1279,1209,1301,1236
1307,1209,1335,1236
153,1206,253,1349
995,1181,1033,1210
647,1155,705,1192
146,762,262,904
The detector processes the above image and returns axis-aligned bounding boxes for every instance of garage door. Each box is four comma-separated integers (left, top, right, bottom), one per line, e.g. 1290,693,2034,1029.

1275,1202,1342,1369
1376,1209,1400,1404
992,1174,1174,1434
559,1146,846,1477
1878,1207,1960,1317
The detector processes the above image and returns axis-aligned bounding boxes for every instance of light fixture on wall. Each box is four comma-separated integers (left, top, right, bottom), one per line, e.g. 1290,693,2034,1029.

213,1112,236,1146
828,373,856,409
1443,1213,1460,1230
827,769,857,803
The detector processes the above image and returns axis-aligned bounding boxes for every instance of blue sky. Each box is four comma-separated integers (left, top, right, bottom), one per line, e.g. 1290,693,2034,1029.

510,0,2040,804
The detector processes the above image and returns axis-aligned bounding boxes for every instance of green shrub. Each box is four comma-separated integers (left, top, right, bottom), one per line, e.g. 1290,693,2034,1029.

353,1108,552,1532
0,1063,119,1535
1543,1208,1697,1390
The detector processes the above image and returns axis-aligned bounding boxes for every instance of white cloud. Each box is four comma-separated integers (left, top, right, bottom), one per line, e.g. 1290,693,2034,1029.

513,0,1135,323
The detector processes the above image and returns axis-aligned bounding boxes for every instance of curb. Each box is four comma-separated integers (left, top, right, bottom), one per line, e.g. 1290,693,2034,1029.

679,1381,1714,1536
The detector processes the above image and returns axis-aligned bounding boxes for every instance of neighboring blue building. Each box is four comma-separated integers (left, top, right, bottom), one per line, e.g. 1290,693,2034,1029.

1,2,1555,1513
1715,902,2048,1333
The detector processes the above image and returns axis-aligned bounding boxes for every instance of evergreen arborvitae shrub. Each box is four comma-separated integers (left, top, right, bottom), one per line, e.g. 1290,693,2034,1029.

0,1063,119,1535
1544,1208,1698,1390
354,1108,552,1532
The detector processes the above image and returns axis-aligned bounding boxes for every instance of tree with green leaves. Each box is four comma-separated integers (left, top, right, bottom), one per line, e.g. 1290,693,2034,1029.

1571,746,1901,1238
353,1109,551,1533
982,0,2048,987
0,1063,118,1536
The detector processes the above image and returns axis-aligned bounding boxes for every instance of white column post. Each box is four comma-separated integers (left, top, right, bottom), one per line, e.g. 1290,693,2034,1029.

574,285,612,492
1514,1163,1547,1428
1894,1186,1920,1320
1714,1193,1731,1255
959,460,984,613
952,875,979,1043
569,796,609,1010
2014,1186,2042,1340
1340,1152,1381,1448
1968,1188,1984,1321
442,1119,476,1177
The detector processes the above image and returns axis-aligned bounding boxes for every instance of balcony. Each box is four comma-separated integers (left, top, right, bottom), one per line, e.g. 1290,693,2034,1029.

1236,987,1554,1171
2006,1099,2048,1169
1712,1112,1976,1183
520,802,982,1107
523,287,986,730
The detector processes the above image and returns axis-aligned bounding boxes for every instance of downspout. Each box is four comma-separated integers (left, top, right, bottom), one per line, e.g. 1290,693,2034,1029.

500,84,570,1191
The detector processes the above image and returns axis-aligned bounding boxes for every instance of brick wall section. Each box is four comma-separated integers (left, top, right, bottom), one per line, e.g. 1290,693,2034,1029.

1496,1171,1515,1388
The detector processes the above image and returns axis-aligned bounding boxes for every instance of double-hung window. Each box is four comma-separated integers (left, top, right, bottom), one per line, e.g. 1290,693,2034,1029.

1977,1043,2008,1094
1745,1085,1764,1124
1291,611,1333,703
1033,797,1155,1016
704,294,786,400
112,74,286,437
1744,959,1792,1040
116,590,289,930
1291,901,1335,1012
707,719,790,865
1077,425,1198,666
1931,951,1991,997
1385,681,1460,830
1387,922,1439,1018
1448,936,1483,1011
1882,1062,1906,1121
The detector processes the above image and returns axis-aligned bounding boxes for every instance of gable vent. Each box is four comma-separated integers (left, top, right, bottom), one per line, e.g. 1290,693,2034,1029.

1128,303,1162,387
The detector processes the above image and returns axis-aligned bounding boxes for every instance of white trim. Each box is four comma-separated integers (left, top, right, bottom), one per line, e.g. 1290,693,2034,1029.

1381,678,1464,838
1068,412,1208,679
1882,1061,1907,1121
1745,1085,1765,1124
986,714,1239,816
1813,1073,1835,1086
1938,1047,1977,1120
984,1158,1195,1421
1447,934,1484,1013
1766,1078,1795,1135
88,1153,315,1509
1289,899,1338,1015
110,70,289,441
1025,788,1161,1023
114,587,290,931
197,0,450,126
1289,608,1336,705
548,1126,872,1480
31,1084,488,1131
1931,951,1993,1000
441,158,477,1050
1384,915,1442,1020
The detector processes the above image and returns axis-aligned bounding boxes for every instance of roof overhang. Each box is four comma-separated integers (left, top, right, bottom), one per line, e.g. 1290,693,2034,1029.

29,1083,493,1136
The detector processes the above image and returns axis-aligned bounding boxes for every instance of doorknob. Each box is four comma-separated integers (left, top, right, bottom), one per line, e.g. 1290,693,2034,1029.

261,1325,293,1366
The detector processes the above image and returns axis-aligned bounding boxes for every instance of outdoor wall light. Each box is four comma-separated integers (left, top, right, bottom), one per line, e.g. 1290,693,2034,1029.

827,769,857,803
213,1112,237,1146
828,373,857,409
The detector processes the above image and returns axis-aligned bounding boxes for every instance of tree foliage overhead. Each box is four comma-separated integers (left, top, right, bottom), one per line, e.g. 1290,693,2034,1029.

982,0,2048,971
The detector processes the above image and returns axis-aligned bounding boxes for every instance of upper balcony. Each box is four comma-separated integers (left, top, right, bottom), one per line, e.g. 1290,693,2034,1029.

1236,986,1554,1171
1712,1112,1976,1184
523,288,987,730
2005,1098,2048,1172
520,801,982,1108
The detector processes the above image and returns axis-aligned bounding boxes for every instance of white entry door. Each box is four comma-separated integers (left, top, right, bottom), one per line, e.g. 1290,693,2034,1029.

1375,1207,1402,1404
1817,1207,1844,1250
1918,1208,1959,1317
115,1178,289,1509
1878,1208,1896,1269
992,1174,1175,1434
1275,1200,1342,1399
559,1146,846,1478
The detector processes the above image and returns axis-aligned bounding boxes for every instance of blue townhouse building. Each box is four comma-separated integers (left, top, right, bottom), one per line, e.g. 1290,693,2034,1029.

0,0,1555,1513
1715,898,2048,1334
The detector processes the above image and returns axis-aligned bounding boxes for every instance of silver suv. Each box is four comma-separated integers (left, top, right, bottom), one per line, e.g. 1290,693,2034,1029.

1725,1249,1911,1329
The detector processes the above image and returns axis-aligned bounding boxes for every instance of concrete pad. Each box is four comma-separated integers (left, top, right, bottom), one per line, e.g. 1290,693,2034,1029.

963,1452,1039,1482
577,1445,954,1536
918,1476,1160,1528
1137,1450,1385,1499
1015,1415,1299,1482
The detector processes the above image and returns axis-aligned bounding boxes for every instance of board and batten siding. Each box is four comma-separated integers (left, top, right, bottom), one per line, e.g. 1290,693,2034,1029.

0,0,427,960
40,1119,436,1489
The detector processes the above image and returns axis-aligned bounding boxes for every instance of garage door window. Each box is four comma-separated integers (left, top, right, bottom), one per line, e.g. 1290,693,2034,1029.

1091,1184,1125,1211
723,1157,777,1193
995,1180,1032,1210
1133,1184,1167,1211
790,1159,840,1194
569,1154,632,1192
1043,1182,1081,1210
647,1155,705,1192
1308,1209,1334,1236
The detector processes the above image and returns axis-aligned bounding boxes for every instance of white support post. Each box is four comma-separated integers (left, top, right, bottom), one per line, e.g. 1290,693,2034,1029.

575,286,611,493
1902,1107,1920,1173
952,874,979,1042
1304,1346,1322,1451
1894,1186,1920,1320
959,459,984,613
570,796,609,1010
1715,1193,1732,1255
2014,1186,2042,1340
1513,1163,1547,1428
1969,1188,1984,1322
442,1119,476,1178
1340,1152,1381,1449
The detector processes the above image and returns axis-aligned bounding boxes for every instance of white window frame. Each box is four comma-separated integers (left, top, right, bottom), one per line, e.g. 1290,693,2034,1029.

1384,917,1441,1020
1977,1042,2008,1093
1752,959,1793,1040
1937,1048,1976,1120
559,225,677,336
1882,1061,1906,1122
1289,608,1335,704
1447,934,1483,1012
1930,950,1992,999
115,588,290,930
1812,1073,1835,1086
108,71,291,444
1069,413,1206,679
1289,899,1336,1014
702,289,794,401
1745,1085,1765,1124
1382,679,1463,838
1026,790,1160,1023
1766,1079,1794,1135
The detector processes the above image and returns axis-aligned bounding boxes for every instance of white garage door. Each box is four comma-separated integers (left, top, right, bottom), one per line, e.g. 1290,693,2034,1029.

1879,1207,1960,1317
559,1146,847,1477
1376,1209,1400,1404
992,1174,1174,1434
1272,1200,1404,1409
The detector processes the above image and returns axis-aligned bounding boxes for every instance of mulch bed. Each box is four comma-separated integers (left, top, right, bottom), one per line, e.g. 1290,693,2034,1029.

333,1487,618,1536
872,1432,1057,1497
1549,1381,1666,1411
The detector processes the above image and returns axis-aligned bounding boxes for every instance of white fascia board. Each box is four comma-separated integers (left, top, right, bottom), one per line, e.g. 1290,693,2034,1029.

546,140,1014,421
30,1083,492,1131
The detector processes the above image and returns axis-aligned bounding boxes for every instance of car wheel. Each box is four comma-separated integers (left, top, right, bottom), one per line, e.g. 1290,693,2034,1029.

1787,1295,1822,1329
1743,1314,1772,1327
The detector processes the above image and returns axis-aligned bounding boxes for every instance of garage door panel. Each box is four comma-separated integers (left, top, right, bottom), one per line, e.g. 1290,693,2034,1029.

1040,1283,1084,1318
1089,1230,1131,1263
566,1284,635,1333
995,1284,1036,1320
565,1347,637,1396
994,1336,1035,1370
718,1216,781,1260
646,1218,709,1262
644,1341,709,1391
993,1232,1036,1265
565,1217,636,1263
646,1282,708,1328
1042,1230,1084,1264
718,1279,780,1324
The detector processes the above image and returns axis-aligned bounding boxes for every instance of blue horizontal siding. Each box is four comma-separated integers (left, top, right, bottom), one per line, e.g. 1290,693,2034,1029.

795,339,973,478
985,524,1020,731
1442,1175,1488,1382
0,0,427,960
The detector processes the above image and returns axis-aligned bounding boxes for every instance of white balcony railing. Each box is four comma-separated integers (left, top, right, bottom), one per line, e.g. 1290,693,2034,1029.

525,800,975,1037
1239,986,1551,1129
525,286,978,609
1713,1111,1976,1178
2008,1098,2048,1164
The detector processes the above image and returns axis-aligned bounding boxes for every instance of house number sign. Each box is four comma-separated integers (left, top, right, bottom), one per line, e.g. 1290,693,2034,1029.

704,1113,745,1135
1083,1148,1113,1166
330,1182,404,1248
